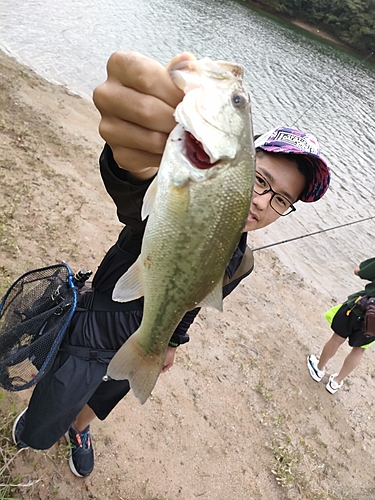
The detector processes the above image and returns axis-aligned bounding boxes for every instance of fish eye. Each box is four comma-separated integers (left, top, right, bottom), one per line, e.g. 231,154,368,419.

231,92,248,109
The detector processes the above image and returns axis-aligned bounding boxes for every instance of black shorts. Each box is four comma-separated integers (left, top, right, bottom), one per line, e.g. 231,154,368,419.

19,305,143,450
331,303,375,347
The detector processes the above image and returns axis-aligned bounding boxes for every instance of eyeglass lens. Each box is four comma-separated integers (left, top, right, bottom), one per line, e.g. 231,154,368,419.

254,172,294,216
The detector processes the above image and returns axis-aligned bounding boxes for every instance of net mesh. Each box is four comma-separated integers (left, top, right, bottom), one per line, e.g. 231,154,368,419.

0,264,77,391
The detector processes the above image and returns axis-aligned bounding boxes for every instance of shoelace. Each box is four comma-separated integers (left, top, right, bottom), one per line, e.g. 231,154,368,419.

74,430,91,451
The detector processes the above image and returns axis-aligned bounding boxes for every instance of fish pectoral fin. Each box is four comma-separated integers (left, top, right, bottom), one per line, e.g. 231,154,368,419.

106,334,164,405
112,257,144,302
141,175,158,221
197,280,223,312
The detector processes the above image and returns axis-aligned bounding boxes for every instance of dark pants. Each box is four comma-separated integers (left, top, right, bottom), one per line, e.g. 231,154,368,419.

20,304,142,449
20,346,130,449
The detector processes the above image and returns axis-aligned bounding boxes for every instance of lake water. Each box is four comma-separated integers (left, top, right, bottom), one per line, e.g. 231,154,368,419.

1,0,375,300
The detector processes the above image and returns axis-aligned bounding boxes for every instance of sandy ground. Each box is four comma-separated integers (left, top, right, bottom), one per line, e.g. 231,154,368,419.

1,48,375,500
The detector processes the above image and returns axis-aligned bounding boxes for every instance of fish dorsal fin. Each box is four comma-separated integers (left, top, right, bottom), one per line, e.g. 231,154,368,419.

216,61,244,80
112,257,144,302
197,280,223,312
141,176,159,221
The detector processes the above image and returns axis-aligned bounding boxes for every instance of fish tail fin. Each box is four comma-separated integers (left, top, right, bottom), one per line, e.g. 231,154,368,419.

106,334,164,405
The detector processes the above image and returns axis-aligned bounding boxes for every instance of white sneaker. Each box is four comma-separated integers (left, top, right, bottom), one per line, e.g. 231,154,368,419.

307,354,325,382
326,374,343,394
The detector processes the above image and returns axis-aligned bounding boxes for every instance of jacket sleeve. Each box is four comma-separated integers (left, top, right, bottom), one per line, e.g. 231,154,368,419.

169,308,200,346
99,143,155,232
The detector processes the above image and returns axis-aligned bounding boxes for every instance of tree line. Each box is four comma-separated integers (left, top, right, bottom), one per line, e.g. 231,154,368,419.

248,0,375,56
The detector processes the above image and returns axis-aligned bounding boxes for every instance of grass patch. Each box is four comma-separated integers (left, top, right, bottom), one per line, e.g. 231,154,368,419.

270,434,306,490
256,379,272,401
258,408,352,500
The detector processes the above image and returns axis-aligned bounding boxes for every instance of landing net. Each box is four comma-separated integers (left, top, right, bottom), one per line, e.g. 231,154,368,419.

0,264,77,391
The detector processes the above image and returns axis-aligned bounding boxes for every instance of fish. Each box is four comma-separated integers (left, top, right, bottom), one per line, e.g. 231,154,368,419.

106,57,255,404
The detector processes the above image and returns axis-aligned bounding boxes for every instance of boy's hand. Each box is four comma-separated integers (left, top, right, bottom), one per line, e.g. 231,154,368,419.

93,50,196,179
161,346,177,373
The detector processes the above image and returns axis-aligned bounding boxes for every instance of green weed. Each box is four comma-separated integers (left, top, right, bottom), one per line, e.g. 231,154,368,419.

256,379,272,401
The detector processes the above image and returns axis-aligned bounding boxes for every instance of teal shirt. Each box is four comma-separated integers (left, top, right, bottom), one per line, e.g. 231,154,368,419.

347,257,375,314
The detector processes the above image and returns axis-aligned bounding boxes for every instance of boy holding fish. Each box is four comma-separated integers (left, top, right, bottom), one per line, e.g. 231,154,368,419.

12,51,330,478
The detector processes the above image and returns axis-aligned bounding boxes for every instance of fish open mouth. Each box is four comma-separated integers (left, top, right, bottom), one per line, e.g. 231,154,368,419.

185,132,219,170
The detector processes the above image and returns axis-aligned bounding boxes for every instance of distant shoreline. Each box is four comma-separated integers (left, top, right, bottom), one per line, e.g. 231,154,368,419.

287,19,375,61
290,20,346,46
244,0,361,53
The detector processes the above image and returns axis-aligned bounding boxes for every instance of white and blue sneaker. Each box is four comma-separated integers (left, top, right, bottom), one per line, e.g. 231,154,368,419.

307,354,325,382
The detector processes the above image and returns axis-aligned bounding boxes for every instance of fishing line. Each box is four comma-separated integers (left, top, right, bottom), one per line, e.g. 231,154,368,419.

260,52,375,252
252,215,375,252
291,51,374,127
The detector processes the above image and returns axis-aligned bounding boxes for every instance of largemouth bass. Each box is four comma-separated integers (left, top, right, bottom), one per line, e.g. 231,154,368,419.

106,57,255,404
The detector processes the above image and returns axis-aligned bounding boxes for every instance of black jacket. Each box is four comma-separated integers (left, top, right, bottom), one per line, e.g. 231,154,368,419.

91,144,253,346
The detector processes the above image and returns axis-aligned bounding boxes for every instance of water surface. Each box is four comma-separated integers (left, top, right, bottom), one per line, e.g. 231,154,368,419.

1,0,374,299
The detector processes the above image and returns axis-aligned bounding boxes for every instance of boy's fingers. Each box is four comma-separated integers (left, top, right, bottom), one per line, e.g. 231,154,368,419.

94,84,177,133
112,145,162,172
98,117,168,155
106,50,186,108
166,51,197,72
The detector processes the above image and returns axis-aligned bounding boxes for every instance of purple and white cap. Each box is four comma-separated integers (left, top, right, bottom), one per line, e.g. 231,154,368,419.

254,126,330,202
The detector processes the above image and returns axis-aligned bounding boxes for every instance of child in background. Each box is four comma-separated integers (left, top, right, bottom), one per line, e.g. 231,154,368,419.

307,257,375,393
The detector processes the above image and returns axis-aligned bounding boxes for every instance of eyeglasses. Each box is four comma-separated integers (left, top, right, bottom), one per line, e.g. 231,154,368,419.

253,171,296,216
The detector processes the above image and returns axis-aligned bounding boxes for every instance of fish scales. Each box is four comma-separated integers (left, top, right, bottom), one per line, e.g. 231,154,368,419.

106,57,255,404
138,168,249,345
